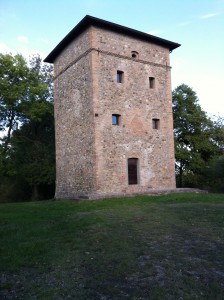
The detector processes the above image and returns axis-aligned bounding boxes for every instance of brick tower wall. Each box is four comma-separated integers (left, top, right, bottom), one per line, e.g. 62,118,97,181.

91,27,176,193
53,25,176,198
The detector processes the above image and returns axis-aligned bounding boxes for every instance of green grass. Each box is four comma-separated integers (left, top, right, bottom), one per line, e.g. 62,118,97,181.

1,193,224,299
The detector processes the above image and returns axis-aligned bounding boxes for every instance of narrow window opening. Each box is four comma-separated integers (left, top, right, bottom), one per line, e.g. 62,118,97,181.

149,77,155,89
117,70,124,83
128,158,138,185
112,114,120,125
152,118,160,129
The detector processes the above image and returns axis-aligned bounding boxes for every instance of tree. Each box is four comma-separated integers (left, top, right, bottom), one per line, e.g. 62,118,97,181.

0,54,49,153
0,53,55,201
172,84,224,189
10,101,55,200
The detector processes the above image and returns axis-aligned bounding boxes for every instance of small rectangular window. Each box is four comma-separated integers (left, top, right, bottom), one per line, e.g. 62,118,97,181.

117,71,124,83
152,118,160,129
149,77,155,89
112,114,120,125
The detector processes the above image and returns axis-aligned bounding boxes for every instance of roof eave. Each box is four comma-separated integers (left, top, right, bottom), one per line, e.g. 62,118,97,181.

44,15,180,63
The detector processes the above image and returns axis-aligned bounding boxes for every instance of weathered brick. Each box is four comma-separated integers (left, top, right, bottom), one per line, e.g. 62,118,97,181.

45,16,180,199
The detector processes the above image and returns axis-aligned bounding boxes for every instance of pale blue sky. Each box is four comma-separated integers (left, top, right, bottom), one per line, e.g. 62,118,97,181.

0,0,224,116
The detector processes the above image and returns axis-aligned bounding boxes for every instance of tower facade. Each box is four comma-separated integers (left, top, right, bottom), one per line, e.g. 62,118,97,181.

44,16,180,199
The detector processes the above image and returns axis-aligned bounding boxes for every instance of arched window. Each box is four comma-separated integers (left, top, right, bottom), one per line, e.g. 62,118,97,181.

131,51,139,59
128,158,139,184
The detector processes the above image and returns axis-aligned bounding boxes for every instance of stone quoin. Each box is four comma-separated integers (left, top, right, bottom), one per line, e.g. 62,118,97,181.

44,15,181,199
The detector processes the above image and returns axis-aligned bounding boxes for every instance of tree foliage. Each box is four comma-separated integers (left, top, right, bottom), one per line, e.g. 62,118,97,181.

0,53,55,201
173,84,224,190
0,54,50,150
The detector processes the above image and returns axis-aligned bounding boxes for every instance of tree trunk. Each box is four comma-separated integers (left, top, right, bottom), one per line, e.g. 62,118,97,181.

3,108,15,153
32,185,40,200
179,161,183,187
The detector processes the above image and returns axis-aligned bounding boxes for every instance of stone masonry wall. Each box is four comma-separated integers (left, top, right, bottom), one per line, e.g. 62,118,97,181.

91,27,176,193
54,28,91,78
54,28,96,198
53,25,176,198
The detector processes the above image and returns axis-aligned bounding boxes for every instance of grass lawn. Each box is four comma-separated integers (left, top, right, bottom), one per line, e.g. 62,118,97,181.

1,193,224,299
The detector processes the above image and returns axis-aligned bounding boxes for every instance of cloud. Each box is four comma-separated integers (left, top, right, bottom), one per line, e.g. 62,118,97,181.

148,29,161,36
177,20,193,27
0,42,13,54
0,42,46,59
17,35,29,43
171,57,224,116
176,11,221,28
18,46,46,59
199,12,219,19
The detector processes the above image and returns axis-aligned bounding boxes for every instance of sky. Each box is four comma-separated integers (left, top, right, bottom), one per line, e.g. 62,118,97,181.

0,0,224,117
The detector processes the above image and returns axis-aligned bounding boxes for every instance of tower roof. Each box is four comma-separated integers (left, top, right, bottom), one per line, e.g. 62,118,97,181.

44,15,180,63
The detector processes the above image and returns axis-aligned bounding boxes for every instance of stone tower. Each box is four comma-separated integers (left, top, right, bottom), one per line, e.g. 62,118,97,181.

44,15,180,199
